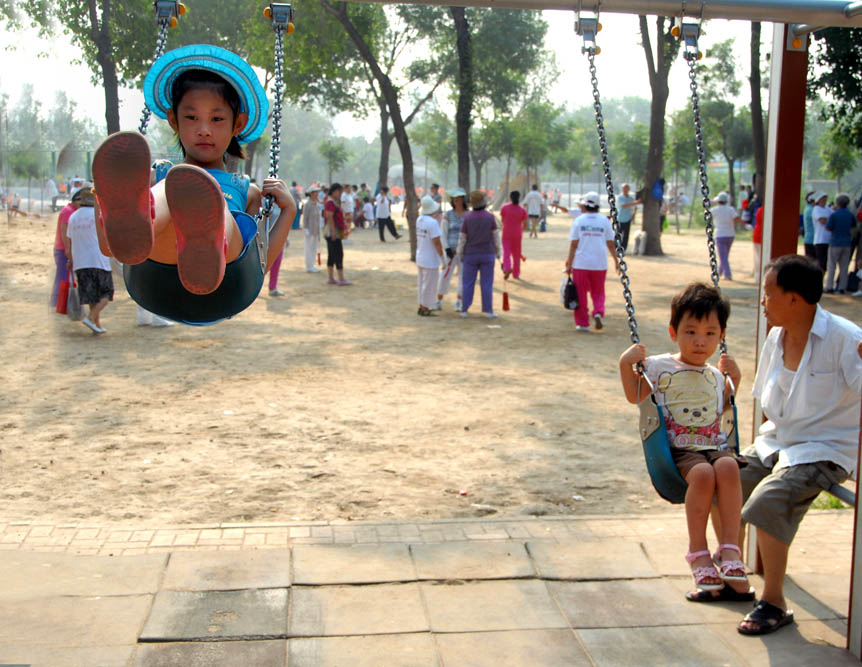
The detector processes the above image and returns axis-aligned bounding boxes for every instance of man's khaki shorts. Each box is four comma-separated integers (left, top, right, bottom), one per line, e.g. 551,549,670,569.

740,446,849,545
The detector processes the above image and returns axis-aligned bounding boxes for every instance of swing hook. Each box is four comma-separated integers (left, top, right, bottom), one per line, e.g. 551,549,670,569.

575,0,602,55
674,0,704,61
264,3,295,34
153,1,185,29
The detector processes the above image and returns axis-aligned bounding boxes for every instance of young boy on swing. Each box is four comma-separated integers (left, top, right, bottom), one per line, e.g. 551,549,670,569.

619,282,750,598
92,44,295,297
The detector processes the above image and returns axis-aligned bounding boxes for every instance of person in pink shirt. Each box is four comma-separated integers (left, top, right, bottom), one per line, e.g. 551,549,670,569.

50,195,81,308
500,190,528,279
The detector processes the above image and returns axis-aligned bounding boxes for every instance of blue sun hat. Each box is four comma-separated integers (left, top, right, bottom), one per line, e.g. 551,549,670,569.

143,44,269,145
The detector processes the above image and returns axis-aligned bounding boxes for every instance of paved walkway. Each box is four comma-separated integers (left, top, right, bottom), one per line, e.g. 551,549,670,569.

0,510,856,666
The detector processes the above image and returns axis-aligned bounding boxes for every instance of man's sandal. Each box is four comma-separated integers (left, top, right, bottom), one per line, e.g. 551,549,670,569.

713,544,748,582
686,586,756,603
685,550,724,591
737,600,794,635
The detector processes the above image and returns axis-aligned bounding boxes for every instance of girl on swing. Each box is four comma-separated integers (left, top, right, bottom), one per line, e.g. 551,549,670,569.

92,45,295,296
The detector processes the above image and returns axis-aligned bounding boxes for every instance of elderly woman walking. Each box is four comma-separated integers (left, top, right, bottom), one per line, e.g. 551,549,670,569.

302,185,322,273
456,190,502,319
436,187,467,311
416,195,446,316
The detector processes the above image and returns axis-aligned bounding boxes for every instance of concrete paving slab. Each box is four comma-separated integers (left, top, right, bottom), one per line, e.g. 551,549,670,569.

527,539,658,580
640,537,696,577
292,544,415,585
577,625,746,666
710,619,856,666
288,633,438,666
161,549,290,591
435,629,591,666
0,595,152,647
0,552,166,599
0,644,135,667
133,639,286,667
421,580,568,632
289,583,428,637
549,579,696,628
410,541,534,581
789,573,850,619
139,589,288,641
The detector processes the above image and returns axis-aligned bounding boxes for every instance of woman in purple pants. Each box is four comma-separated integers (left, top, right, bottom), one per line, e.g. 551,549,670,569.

456,190,502,319
712,192,740,281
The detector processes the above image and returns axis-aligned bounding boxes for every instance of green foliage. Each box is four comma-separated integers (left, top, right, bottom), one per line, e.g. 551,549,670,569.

549,123,591,182
697,39,741,98
819,125,858,182
511,101,561,175
809,27,862,151
613,123,650,182
318,137,351,183
411,110,455,174
665,108,698,178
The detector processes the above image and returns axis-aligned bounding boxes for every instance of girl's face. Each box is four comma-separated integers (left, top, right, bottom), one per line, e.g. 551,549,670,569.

167,87,248,168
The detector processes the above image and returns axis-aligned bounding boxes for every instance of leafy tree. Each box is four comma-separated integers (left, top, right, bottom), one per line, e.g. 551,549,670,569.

512,101,559,187
318,138,351,184
665,108,699,227
700,101,753,207
637,15,681,255
613,123,650,186
809,27,862,151
549,123,591,203
819,125,858,192
410,110,455,187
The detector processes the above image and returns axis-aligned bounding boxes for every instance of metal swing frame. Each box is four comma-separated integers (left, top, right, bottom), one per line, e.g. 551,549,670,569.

123,1,293,325
576,7,739,504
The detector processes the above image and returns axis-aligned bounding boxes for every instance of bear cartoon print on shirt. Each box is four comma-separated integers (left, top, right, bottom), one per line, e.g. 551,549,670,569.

656,367,726,451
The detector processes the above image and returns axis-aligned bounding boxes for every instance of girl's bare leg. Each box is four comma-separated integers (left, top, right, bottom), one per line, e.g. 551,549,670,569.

685,462,721,587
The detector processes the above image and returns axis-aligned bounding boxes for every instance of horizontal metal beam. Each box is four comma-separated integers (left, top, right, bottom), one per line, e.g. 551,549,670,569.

370,0,862,27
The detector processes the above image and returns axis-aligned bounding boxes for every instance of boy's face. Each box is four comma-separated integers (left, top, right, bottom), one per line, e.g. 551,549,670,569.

669,311,724,366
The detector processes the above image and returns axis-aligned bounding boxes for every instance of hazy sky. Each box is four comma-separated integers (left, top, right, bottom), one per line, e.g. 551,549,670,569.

0,11,765,139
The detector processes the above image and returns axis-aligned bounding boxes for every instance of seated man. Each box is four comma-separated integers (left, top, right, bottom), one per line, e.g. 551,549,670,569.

737,254,862,635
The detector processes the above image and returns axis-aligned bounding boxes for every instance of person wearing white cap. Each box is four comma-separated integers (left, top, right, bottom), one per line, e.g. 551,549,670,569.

416,195,446,316
436,188,468,311
713,191,741,281
302,185,322,273
564,191,620,332
811,191,831,272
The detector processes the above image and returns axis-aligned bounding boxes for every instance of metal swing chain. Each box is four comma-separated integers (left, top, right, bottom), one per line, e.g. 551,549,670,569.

685,52,727,356
587,49,639,346
254,23,286,273
138,17,172,136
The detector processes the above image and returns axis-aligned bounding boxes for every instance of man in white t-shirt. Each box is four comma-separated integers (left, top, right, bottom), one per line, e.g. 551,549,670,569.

65,187,113,334
376,186,401,241
523,185,543,239
415,195,446,315
811,191,832,272
564,191,620,332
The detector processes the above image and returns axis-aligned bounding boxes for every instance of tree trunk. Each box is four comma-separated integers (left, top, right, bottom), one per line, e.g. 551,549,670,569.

504,154,511,195
321,0,419,259
639,15,679,256
726,155,736,213
451,7,473,192
474,160,483,191
749,21,767,203
88,0,120,134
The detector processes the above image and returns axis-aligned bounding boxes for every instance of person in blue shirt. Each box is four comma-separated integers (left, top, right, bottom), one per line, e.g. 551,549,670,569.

825,193,857,293
801,191,816,259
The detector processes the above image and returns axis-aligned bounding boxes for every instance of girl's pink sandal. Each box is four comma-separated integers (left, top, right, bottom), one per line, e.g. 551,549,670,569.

92,131,154,265
713,544,748,583
164,165,227,295
686,549,724,591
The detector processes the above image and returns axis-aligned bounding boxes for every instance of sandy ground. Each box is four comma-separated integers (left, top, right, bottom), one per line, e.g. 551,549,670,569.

0,210,858,527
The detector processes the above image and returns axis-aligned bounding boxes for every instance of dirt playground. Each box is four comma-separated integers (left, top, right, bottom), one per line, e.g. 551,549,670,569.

1,210,858,526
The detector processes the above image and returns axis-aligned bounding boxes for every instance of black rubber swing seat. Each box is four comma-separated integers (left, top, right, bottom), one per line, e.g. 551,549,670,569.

124,238,264,326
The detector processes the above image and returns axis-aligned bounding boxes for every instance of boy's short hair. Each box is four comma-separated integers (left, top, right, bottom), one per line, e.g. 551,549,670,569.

670,282,730,331
765,254,823,304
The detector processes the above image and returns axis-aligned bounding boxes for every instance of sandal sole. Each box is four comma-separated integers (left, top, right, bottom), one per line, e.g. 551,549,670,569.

92,132,153,264
165,165,226,295
737,610,794,636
